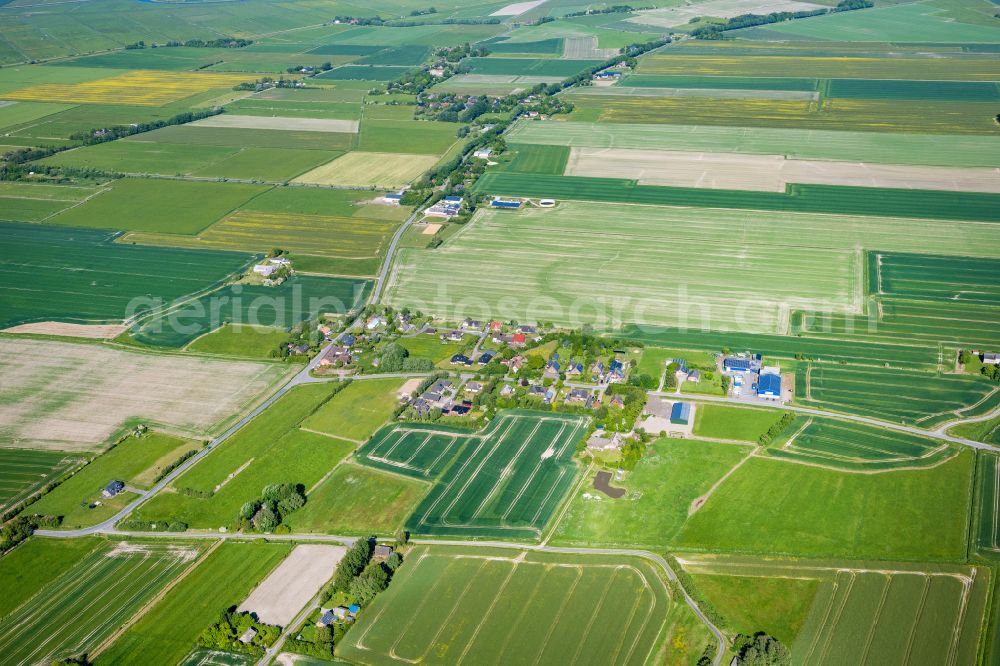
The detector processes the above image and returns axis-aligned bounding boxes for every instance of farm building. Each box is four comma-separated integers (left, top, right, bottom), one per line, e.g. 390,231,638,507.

373,545,393,560
253,263,277,277
473,148,493,159
491,197,522,209
757,372,782,399
382,190,404,205
687,370,701,382
239,628,257,644
983,352,1000,364
724,355,762,374
670,402,692,425
102,479,125,498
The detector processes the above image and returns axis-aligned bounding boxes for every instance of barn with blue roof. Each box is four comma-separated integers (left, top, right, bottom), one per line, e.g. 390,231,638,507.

757,372,782,399
670,402,692,425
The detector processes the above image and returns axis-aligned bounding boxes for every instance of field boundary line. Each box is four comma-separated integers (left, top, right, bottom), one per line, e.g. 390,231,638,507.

858,573,892,665
298,426,364,445
688,446,759,517
454,558,521,665
542,460,594,546
901,574,932,665
530,565,584,666
416,559,489,664
90,539,221,660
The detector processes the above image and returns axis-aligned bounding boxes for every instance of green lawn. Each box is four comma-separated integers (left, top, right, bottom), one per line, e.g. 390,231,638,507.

287,463,428,535
0,536,102,617
552,439,752,549
688,573,819,645
677,449,975,561
45,179,271,235
692,404,787,442
300,378,407,442
30,433,199,529
187,324,289,359
97,541,293,666
397,334,467,362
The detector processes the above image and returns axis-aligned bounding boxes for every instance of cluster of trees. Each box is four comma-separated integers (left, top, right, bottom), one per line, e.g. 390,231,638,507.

237,483,307,533
603,384,648,433
436,42,489,63
758,412,795,446
733,633,791,666
692,0,871,38
1,514,60,553
198,609,280,657
285,61,334,73
126,38,253,49
70,108,223,145
321,536,403,606
960,350,1000,383
564,5,648,17
377,343,436,373
233,76,302,91
409,7,437,16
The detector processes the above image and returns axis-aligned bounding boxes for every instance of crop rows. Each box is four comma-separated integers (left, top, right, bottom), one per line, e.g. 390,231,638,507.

796,364,998,426
0,542,204,665
768,418,950,471
338,547,671,666
0,449,80,512
358,424,468,479
976,452,1000,553
376,412,588,539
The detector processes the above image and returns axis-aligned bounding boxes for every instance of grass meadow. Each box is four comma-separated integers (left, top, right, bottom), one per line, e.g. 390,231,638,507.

98,540,293,666
186,324,291,359
30,433,199,528
337,546,688,666
975,452,1000,555
553,439,752,549
677,449,975,561
293,152,440,187
287,463,429,535
300,377,408,442
692,404,786,442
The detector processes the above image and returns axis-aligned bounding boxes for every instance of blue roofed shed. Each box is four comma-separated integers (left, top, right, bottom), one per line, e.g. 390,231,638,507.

757,373,782,398
670,402,692,425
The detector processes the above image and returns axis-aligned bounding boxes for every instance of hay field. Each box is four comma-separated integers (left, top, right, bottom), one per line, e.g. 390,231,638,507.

507,120,1000,168
191,114,360,133
237,545,345,626
337,546,677,666
293,152,439,187
357,412,588,539
0,541,205,666
564,147,1000,193
637,54,1000,81
628,0,825,27
0,338,290,451
2,70,250,106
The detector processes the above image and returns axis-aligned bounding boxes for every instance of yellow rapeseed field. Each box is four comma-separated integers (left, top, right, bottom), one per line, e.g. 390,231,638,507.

637,55,1000,80
1,70,251,106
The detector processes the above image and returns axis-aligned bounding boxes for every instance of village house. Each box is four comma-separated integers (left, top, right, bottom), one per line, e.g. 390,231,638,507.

450,353,473,366
587,431,623,452
444,330,464,342
477,351,495,365
102,479,125,498
318,345,352,368
461,318,482,330
373,544,393,560
465,381,483,394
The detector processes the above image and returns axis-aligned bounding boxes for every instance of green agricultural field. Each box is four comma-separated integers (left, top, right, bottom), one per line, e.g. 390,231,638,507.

127,275,371,348
0,540,209,665
286,463,429,535
386,200,1000,335
621,324,939,368
98,540,293,666
315,65,417,81
187,325,291,358
177,649,255,666
241,185,411,220
692,404,787,442
300,378,408,442
624,75,819,91
637,53,1000,81
564,93,1000,134
792,567,990,665
29,432,199,528
827,78,1000,101
744,0,1000,43
0,536,103,618
506,120,1000,168
796,364,998,427
223,98,363,120
475,172,1000,222
677,449,975,561
0,449,82,513
767,418,953,471
358,119,460,154
122,209,399,277
468,58,602,76
0,222,253,330
45,179,271,235
293,152,440,188
337,546,692,666
0,181,103,222
688,572,818,646
501,144,570,174
356,411,589,539
130,383,355,529
975,451,1000,555
481,37,564,54
552,439,752,549
139,125,357,151
356,44,430,66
